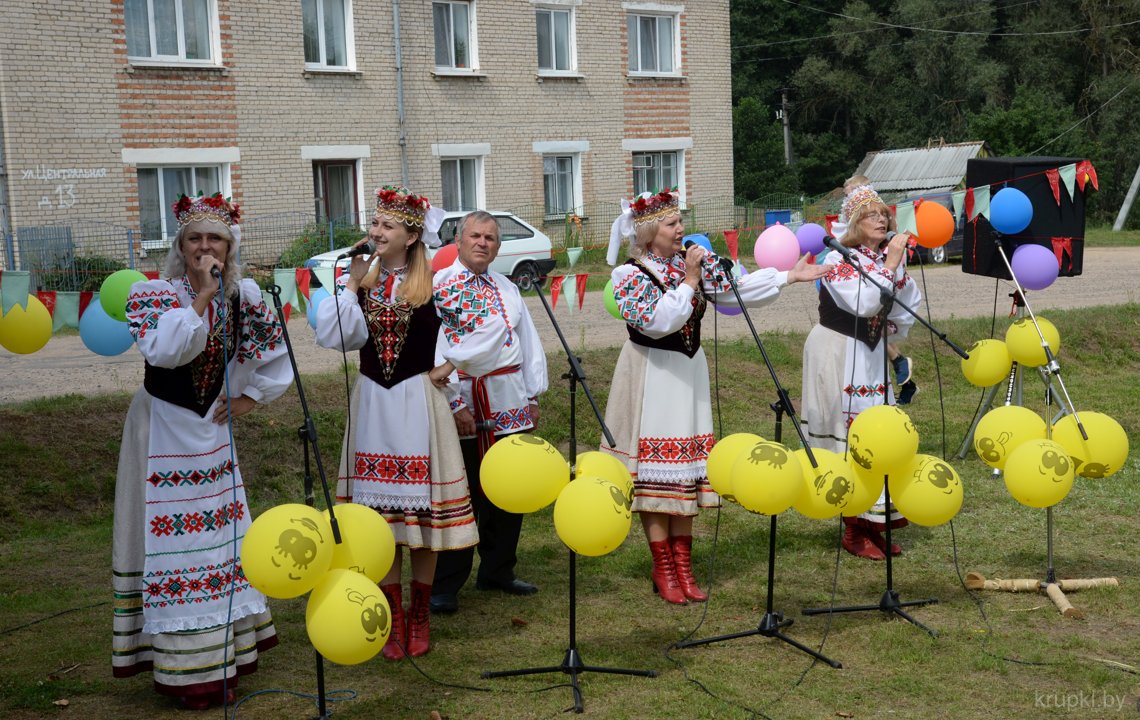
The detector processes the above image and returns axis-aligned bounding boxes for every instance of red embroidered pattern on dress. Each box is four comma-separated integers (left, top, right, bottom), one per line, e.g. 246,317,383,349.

843,382,887,398
638,434,715,463
143,559,249,607
434,273,513,347
364,296,413,381
148,500,246,537
146,459,234,488
355,452,431,483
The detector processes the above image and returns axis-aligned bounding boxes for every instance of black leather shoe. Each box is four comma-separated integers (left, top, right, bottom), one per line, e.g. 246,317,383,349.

428,593,458,614
476,577,539,596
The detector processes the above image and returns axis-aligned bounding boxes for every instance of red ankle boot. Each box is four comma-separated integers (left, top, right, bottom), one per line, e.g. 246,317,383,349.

669,535,708,602
648,539,688,604
406,580,432,657
379,584,406,660
841,519,885,561
869,531,902,557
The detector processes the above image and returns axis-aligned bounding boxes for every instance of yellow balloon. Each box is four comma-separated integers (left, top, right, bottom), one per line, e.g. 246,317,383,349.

1003,439,1075,509
961,338,1013,387
844,462,886,518
974,405,1046,469
1004,316,1061,367
889,454,964,527
305,568,389,665
848,405,919,475
1051,412,1129,479
0,295,52,354
553,476,632,556
707,433,764,502
324,503,396,583
241,503,335,599
791,448,853,520
576,450,633,497
729,441,802,515
480,435,569,513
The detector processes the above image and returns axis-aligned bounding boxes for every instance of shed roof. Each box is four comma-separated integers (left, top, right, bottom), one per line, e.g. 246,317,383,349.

853,141,989,195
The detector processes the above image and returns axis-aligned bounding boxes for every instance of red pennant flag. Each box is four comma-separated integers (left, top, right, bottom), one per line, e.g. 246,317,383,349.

1051,237,1074,272
825,214,839,235
576,274,589,310
1046,168,1061,205
334,266,344,283
281,304,292,323
79,291,94,318
1075,160,1099,191
296,268,312,300
723,229,739,262
965,187,975,220
143,270,160,280
549,275,565,309
36,290,57,316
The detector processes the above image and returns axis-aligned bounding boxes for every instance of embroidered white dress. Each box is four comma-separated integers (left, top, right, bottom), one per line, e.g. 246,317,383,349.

112,276,291,696
601,251,789,515
315,269,477,551
800,245,921,524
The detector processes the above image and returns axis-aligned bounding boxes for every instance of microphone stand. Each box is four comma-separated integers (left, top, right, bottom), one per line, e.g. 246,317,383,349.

673,257,841,668
800,243,966,637
266,285,342,720
481,276,656,713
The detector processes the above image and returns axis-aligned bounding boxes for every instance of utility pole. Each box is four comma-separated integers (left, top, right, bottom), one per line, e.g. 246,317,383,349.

778,88,793,166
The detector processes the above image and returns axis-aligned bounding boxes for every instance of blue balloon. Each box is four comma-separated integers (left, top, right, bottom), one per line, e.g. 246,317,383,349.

80,297,135,356
682,233,713,252
990,187,1033,235
307,288,331,329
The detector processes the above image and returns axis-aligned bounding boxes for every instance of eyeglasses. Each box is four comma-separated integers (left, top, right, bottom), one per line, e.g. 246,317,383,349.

862,211,891,221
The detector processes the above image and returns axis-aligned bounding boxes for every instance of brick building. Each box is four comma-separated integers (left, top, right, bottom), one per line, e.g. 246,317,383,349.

0,0,732,268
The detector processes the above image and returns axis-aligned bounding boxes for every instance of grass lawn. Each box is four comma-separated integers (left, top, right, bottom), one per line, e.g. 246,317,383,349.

1,305,1138,719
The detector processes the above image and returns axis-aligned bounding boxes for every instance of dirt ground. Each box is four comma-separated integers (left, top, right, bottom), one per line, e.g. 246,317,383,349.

2,247,1136,404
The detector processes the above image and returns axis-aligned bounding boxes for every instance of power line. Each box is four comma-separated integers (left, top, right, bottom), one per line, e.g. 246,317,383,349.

1029,79,1140,155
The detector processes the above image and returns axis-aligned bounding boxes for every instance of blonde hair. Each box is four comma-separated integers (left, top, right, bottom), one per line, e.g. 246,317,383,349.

630,219,659,259
359,220,433,307
843,200,896,248
164,221,241,299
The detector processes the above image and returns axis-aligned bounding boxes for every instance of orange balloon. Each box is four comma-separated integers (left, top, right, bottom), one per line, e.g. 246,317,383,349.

914,202,954,249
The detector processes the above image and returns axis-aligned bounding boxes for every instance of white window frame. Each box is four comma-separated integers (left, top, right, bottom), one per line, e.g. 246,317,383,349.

433,143,489,211
534,141,587,219
122,148,237,250
302,145,370,226
623,2,683,77
124,0,222,67
623,137,690,204
534,2,579,76
432,1,479,72
302,0,357,71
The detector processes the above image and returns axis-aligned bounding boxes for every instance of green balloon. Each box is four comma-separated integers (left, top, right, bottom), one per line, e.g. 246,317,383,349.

603,279,622,320
99,269,148,322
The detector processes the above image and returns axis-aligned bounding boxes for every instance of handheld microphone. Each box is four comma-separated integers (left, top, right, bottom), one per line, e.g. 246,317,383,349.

474,419,497,432
336,242,374,260
682,235,735,272
823,235,858,264
210,266,223,280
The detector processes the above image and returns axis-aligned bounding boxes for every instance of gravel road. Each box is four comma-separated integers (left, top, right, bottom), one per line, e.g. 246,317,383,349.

2,247,1136,404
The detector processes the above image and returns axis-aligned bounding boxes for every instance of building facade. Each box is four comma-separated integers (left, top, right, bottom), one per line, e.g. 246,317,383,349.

0,0,732,269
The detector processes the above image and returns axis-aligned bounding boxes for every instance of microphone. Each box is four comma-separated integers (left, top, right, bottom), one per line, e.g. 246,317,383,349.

474,419,496,432
682,235,734,272
210,266,223,280
336,242,374,260
823,235,858,264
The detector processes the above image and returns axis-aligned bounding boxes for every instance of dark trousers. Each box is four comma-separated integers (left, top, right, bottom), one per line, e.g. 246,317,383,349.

432,432,525,596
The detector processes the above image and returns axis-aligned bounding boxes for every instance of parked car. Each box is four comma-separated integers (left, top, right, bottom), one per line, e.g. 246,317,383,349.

912,224,964,265
305,210,556,288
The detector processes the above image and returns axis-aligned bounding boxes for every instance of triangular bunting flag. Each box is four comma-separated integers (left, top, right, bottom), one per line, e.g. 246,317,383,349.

1,270,31,314
1059,163,1077,201
724,229,740,262
974,185,991,220
1046,168,1061,205
53,292,80,331
144,270,160,280
36,291,57,318
965,188,976,221
296,268,312,299
951,190,966,223
79,291,94,318
273,268,299,312
1076,159,1099,191
311,266,336,292
564,274,577,315
576,274,589,311
895,201,917,235
549,275,565,310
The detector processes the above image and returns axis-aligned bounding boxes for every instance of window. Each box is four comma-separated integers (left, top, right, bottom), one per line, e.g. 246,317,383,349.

303,0,354,69
633,151,678,196
440,158,481,211
626,13,677,74
125,0,216,63
137,165,223,247
543,156,575,218
536,7,574,73
433,1,476,70
313,161,360,226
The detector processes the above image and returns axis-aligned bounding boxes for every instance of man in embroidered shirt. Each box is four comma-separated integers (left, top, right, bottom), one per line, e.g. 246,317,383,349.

427,211,549,614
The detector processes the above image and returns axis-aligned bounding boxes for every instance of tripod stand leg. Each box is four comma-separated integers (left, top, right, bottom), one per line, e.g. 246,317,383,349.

955,382,1002,459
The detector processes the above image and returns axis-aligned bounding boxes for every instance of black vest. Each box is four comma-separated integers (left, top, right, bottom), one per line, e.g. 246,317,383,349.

144,295,242,417
624,259,707,358
817,285,892,349
357,289,441,389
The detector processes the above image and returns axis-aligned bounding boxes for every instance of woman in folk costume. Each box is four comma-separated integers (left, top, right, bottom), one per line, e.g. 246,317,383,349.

799,182,921,560
113,193,291,710
315,186,477,660
600,189,829,604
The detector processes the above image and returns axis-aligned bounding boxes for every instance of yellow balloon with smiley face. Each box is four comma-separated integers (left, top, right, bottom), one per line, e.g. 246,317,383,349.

1003,439,1075,509
481,434,569,514
241,503,334,599
847,405,919,476
553,476,632,557
305,568,390,665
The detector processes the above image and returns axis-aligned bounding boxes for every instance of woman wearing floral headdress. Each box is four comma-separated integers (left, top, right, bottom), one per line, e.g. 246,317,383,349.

601,189,829,604
800,178,921,560
315,186,477,660
112,193,292,709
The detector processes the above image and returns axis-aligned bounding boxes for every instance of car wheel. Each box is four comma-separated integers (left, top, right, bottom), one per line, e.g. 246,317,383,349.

511,261,544,290
930,246,947,264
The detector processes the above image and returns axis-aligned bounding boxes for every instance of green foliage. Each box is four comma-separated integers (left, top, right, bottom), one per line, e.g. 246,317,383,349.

277,223,365,268
37,255,125,293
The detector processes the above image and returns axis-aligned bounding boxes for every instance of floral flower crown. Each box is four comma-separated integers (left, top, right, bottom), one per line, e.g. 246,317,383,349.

630,188,680,226
842,184,884,220
376,185,432,227
173,192,241,228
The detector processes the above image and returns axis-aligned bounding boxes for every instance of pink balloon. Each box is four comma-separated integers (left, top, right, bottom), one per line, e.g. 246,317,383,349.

1010,243,1059,291
754,224,800,271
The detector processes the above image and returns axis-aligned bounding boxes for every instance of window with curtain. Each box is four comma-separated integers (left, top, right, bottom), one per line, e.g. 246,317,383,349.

302,0,352,69
440,158,479,211
626,13,677,74
433,1,474,69
536,7,573,72
543,155,575,218
125,0,215,63
137,165,223,247
632,151,678,196
313,161,359,226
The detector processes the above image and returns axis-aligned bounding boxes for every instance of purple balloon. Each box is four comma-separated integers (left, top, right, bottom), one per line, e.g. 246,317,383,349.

1011,243,1059,291
716,266,747,316
796,223,828,255
990,187,1033,235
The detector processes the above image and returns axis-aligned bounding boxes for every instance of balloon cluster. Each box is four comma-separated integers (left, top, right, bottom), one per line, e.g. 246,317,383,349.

961,317,1062,386
241,502,397,665
706,409,963,527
